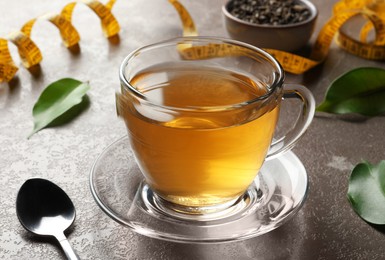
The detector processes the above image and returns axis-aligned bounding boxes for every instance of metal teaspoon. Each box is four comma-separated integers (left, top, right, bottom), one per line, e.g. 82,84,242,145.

16,178,80,260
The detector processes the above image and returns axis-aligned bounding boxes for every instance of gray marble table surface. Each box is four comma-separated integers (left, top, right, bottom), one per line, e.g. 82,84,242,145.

1,0,385,259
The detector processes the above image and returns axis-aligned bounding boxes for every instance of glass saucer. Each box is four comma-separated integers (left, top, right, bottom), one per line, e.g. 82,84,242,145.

90,136,308,243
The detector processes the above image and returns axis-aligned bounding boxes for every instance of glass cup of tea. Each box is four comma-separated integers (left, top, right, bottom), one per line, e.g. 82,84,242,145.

117,37,315,221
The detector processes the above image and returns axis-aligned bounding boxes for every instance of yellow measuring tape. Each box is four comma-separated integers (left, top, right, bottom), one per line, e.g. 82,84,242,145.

0,0,194,83
0,0,120,83
61,0,120,38
0,39,19,82
173,0,385,74
169,0,198,37
21,13,81,48
2,0,384,83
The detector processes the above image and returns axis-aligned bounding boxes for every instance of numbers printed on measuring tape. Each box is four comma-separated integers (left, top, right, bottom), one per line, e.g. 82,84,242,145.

0,38,19,83
0,0,121,83
175,0,385,75
6,31,43,69
61,0,120,38
1,0,385,83
0,0,195,83
21,13,81,48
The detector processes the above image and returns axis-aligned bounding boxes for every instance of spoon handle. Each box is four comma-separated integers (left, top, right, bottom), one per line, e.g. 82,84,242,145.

56,233,80,260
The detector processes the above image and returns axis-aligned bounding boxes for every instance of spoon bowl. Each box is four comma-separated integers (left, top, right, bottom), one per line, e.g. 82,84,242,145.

16,178,80,260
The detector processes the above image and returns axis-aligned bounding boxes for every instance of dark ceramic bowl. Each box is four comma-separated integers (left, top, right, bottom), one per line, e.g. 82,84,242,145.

223,0,318,52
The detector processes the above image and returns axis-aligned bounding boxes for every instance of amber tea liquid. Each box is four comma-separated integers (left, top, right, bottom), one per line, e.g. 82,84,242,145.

118,64,280,207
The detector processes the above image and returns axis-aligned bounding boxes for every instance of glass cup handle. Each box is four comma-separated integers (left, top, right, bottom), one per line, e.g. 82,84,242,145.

265,84,315,161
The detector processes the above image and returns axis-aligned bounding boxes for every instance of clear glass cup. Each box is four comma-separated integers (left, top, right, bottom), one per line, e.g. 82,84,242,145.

116,36,315,220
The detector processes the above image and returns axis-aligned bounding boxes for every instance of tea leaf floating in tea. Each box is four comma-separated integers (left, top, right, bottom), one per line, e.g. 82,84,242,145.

316,67,385,116
28,78,90,138
348,161,385,225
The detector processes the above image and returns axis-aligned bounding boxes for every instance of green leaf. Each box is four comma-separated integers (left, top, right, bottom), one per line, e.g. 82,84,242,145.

47,95,90,127
347,161,385,225
29,78,90,138
316,67,385,116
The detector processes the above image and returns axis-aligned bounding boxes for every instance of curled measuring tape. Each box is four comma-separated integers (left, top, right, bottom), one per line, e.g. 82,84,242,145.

0,39,19,82
174,0,385,74
0,0,119,83
61,0,120,38
169,0,198,37
6,31,43,69
21,13,81,48
0,0,192,83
